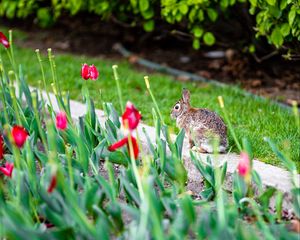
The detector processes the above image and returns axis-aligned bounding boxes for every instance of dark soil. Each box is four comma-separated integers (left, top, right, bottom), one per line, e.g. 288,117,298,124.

1,16,300,106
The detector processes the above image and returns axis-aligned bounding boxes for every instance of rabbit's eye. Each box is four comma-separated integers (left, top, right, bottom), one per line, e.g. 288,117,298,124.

174,104,180,110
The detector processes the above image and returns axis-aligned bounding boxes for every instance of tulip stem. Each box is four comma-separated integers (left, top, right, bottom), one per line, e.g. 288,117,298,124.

7,30,20,96
48,49,60,97
127,126,144,201
9,85,22,125
144,76,164,124
112,65,124,113
35,49,54,111
0,83,10,125
218,96,242,151
66,145,74,188
12,145,22,204
32,92,48,153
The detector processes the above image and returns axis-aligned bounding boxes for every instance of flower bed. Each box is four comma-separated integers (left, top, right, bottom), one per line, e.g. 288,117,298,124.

0,31,299,239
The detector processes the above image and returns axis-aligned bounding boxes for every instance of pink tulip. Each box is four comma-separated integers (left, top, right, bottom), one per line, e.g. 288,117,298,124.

0,162,14,178
238,152,251,177
89,64,99,80
11,125,28,148
56,111,68,130
0,32,9,48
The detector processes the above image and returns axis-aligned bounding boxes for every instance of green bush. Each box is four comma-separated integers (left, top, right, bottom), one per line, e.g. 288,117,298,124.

0,0,299,51
249,0,300,49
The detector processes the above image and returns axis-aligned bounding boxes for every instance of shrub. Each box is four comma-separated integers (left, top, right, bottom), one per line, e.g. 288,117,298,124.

0,0,299,52
249,0,300,50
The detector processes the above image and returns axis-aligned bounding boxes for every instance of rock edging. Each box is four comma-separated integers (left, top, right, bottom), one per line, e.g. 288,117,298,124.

29,86,299,212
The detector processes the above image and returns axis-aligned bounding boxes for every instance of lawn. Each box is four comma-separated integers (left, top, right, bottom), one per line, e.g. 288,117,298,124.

0,29,299,171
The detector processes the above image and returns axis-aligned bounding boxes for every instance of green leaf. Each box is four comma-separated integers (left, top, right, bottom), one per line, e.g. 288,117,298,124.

249,0,257,7
142,127,158,158
108,151,129,166
288,9,296,26
292,188,300,218
265,138,296,172
269,6,282,19
179,195,195,223
207,8,218,22
143,20,154,32
189,8,197,22
193,26,203,38
139,0,149,12
142,8,154,19
280,23,290,37
121,176,141,205
266,0,276,6
280,0,287,10
271,27,283,48
220,161,227,184
203,32,215,46
198,9,204,21
179,4,188,15
249,44,256,53
258,187,276,210
19,66,33,110
175,128,185,159
200,187,214,200
220,0,229,9
252,170,263,192
275,191,283,220
37,7,53,28
95,175,115,200
105,102,120,128
190,153,214,187
193,38,200,50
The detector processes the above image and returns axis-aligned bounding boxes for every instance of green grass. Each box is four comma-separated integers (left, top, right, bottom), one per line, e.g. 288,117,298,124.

0,29,299,171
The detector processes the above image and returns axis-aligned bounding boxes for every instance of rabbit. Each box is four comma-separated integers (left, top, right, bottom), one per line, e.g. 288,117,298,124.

171,89,227,153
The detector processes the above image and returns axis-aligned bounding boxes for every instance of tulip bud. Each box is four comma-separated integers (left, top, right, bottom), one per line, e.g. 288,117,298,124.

11,125,28,148
56,111,68,130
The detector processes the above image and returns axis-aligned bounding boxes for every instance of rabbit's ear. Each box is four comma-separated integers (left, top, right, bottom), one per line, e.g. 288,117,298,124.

182,89,190,103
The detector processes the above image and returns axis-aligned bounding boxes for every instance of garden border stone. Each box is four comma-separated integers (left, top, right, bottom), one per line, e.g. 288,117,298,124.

29,86,299,212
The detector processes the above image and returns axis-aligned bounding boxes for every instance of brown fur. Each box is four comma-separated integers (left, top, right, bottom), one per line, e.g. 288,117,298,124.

171,89,227,153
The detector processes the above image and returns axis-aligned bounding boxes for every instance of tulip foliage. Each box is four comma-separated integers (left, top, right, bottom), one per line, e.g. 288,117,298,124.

0,31,299,239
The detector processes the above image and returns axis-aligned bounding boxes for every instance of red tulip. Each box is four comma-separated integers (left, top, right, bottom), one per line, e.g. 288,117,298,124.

11,125,28,148
238,152,251,178
108,136,139,159
0,162,14,178
89,64,99,80
81,64,99,80
0,135,3,160
47,174,57,193
56,111,68,130
0,32,9,48
122,102,141,131
81,63,90,80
